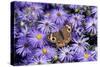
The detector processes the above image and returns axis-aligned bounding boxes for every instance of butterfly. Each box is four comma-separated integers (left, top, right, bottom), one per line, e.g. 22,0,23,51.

47,25,72,47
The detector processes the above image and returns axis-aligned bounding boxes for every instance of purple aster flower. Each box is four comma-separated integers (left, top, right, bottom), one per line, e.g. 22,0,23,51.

21,2,44,17
15,3,44,23
86,17,97,35
15,26,31,57
58,46,75,62
28,30,46,47
16,37,32,57
30,3,44,17
72,26,85,37
16,25,28,36
69,14,84,28
18,25,29,38
21,6,38,22
73,26,85,36
91,6,97,14
34,46,57,59
37,19,58,34
71,43,85,56
15,8,37,23
28,56,51,64
72,35,89,50
76,50,97,61
51,9,68,25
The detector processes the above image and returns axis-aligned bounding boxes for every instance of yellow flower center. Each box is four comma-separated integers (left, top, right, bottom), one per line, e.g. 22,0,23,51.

75,9,79,12
36,34,42,40
42,48,47,54
54,55,58,61
84,53,89,59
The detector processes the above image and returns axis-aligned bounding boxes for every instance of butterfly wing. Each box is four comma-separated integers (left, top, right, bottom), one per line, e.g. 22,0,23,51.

61,25,71,44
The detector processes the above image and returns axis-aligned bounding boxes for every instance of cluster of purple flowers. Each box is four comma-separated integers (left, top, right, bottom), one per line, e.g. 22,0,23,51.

13,1,97,65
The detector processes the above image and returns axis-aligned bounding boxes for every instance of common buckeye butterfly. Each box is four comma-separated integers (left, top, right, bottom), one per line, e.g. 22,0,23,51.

47,25,72,47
